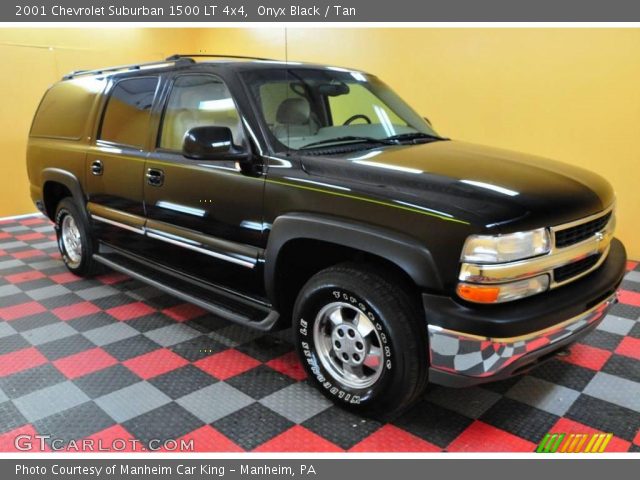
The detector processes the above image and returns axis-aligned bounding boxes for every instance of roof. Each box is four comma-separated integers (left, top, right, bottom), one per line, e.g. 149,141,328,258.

61,54,356,81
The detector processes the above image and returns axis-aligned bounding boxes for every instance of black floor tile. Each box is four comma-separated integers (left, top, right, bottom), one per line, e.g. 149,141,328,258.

214,403,294,451
73,364,142,399
480,398,559,443
149,365,218,400
123,402,204,449
566,394,640,442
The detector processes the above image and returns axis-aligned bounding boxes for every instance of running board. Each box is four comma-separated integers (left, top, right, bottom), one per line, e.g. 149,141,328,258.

93,251,279,331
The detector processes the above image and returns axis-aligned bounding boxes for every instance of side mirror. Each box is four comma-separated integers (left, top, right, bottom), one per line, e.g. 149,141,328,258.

182,126,247,160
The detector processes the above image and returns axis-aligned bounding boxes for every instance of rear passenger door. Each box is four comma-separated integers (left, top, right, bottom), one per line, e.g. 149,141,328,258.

85,76,160,246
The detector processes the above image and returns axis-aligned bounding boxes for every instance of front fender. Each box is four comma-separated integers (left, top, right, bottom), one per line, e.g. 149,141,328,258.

264,213,443,304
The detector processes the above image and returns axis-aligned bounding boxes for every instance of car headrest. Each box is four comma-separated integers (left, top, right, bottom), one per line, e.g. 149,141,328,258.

276,98,311,125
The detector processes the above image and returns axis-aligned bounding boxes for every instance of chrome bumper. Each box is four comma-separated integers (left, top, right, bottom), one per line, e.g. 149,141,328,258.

428,291,617,378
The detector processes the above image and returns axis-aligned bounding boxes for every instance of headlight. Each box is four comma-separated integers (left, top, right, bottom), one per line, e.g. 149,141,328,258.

460,228,551,264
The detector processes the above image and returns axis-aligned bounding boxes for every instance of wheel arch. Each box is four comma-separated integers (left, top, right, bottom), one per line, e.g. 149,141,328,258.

41,168,89,224
264,213,443,315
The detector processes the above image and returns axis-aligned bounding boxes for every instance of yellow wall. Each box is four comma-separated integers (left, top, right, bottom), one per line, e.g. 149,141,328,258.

1,28,639,257
0,28,193,217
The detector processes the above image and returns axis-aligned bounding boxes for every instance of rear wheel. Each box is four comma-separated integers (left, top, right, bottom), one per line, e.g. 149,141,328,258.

54,198,98,276
293,263,429,417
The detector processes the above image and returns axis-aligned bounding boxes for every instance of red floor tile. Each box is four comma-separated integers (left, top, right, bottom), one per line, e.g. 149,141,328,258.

97,272,129,285
123,348,188,380
20,217,48,226
53,348,118,379
170,425,243,453
618,289,640,307
50,272,83,284
254,425,343,452
163,303,207,322
106,302,155,321
82,425,144,452
0,301,46,321
634,428,640,447
194,349,261,380
0,232,10,239
447,421,536,452
52,301,101,321
0,425,49,452
626,261,638,271
266,351,307,381
350,424,440,452
15,232,45,241
12,250,45,260
559,343,612,371
4,270,45,284
615,337,640,361
0,347,48,377
550,418,631,452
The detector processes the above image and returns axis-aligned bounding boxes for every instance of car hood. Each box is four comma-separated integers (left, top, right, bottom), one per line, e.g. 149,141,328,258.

300,140,614,232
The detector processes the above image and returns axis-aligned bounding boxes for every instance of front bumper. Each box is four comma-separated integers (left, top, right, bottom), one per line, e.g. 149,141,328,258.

425,238,626,387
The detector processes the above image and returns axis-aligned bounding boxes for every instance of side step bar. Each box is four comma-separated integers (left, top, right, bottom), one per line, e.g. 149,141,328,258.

93,251,279,331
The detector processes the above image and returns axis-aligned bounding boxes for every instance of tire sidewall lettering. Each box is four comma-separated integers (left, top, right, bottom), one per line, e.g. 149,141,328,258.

55,208,73,268
298,288,393,405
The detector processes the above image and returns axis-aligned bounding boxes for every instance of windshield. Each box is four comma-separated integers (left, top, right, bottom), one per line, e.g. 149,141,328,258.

241,67,441,151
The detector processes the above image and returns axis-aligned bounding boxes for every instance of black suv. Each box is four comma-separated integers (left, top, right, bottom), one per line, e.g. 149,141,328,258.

26,54,626,415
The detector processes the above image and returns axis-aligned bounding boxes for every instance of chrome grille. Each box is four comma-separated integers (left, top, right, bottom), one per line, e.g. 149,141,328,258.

555,212,612,248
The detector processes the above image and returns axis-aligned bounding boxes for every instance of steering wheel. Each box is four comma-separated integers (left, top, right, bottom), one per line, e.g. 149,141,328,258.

343,114,372,125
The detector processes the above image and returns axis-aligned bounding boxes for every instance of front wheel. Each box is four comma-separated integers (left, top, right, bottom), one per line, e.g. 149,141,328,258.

293,263,429,417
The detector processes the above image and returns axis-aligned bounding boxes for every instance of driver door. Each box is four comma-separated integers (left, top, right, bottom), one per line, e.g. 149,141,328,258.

142,73,266,295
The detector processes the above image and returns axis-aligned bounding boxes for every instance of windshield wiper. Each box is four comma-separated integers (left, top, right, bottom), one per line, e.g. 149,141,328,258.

383,132,447,143
299,136,397,150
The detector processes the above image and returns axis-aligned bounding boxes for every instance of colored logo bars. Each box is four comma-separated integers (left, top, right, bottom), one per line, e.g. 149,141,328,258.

536,432,613,453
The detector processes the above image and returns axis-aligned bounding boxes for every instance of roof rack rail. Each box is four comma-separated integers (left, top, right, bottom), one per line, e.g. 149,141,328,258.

166,54,278,62
62,57,195,81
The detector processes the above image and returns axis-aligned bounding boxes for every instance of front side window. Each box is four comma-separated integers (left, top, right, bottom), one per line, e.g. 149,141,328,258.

99,77,158,148
242,67,441,151
159,75,245,151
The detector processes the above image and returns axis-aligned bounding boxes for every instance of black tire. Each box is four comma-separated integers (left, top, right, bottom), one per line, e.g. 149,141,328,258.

293,262,429,418
54,198,98,276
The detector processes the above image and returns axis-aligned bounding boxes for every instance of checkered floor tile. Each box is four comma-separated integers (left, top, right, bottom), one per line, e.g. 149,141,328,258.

0,214,639,452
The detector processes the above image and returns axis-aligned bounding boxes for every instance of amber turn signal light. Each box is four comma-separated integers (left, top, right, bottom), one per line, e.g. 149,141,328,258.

456,284,500,303
457,275,550,304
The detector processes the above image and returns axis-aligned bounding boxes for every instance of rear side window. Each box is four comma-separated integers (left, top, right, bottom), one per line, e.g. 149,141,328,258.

30,77,105,140
99,77,159,148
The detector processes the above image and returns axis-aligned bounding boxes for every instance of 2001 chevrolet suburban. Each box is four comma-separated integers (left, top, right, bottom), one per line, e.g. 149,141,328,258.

26,54,627,415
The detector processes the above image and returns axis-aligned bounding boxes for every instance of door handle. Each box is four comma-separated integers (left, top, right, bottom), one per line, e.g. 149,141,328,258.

146,168,164,187
91,160,104,176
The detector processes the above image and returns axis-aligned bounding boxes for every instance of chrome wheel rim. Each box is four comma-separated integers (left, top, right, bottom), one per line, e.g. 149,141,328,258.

61,215,82,267
313,301,384,389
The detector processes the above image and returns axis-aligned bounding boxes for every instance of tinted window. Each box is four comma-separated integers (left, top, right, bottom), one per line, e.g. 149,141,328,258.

159,75,244,151
99,77,158,148
31,77,105,140
241,68,437,151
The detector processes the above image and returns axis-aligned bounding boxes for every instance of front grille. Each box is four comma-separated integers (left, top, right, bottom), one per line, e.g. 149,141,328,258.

553,254,600,283
555,212,611,248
